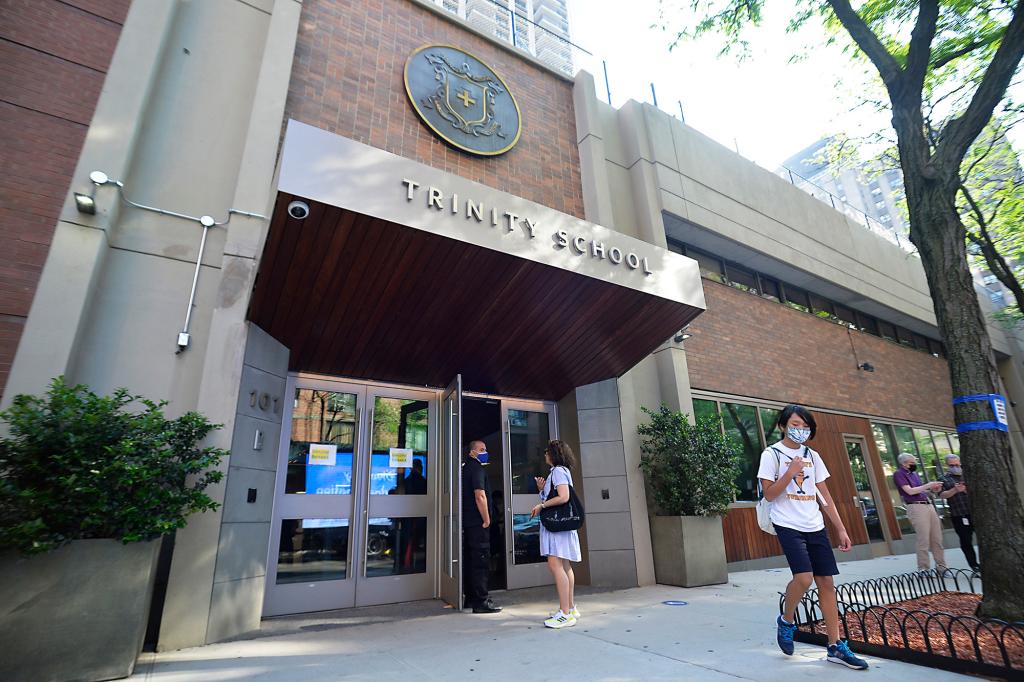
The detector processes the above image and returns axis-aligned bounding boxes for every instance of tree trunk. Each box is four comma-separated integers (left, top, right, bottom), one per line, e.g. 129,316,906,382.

906,171,1024,622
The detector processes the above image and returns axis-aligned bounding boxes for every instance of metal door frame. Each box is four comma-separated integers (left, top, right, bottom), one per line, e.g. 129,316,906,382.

264,375,440,616
354,383,437,606
501,397,559,590
263,375,364,616
842,433,894,555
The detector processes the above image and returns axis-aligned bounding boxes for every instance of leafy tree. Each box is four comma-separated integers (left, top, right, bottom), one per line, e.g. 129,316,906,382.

959,120,1024,318
660,0,1024,619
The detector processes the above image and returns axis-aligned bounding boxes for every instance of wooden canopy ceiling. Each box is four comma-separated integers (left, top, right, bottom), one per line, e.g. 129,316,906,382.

248,195,703,400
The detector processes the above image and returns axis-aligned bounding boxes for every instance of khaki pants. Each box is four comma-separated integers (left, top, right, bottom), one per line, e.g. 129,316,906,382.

907,503,946,571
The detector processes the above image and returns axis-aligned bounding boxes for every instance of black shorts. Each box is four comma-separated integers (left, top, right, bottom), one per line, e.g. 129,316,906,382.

773,525,839,576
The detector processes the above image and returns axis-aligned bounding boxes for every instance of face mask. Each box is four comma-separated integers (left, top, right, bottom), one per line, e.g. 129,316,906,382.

908,463,917,472
948,466,962,475
476,451,489,465
787,427,811,444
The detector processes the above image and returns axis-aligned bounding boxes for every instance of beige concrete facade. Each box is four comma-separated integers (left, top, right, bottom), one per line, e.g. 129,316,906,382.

569,68,1024,584
2,0,302,650
6,0,1024,655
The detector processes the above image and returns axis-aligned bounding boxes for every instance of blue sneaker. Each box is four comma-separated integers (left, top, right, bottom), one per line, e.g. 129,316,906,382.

776,615,797,655
827,639,869,669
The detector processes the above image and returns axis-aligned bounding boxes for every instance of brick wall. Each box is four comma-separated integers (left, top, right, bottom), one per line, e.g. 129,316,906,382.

0,0,130,397
687,280,955,427
284,0,584,218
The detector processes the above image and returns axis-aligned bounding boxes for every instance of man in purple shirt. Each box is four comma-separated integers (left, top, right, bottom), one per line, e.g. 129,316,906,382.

894,453,947,572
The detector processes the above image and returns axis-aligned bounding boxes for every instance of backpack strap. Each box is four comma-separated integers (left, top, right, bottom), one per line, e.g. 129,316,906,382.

759,447,783,497
768,447,783,480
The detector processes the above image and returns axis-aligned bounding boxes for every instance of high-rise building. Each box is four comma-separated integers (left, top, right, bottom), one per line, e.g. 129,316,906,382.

778,137,910,246
433,0,574,75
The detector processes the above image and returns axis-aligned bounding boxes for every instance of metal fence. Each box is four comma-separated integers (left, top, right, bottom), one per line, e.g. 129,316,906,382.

782,568,1024,676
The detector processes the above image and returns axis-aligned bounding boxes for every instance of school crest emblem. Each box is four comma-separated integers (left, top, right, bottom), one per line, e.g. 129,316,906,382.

404,45,522,156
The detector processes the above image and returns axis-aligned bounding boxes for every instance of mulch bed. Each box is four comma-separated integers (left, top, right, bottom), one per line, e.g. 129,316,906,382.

799,592,1024,670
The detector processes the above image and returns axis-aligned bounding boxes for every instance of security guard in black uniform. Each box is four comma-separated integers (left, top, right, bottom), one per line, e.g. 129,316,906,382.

462,440,501,613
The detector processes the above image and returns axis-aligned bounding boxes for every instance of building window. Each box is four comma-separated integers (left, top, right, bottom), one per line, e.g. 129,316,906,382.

721,402,763,502
726,263,759,294
782,285,811,313
834,303,857,329
692,398,718,422
912,333,932,352
856,312,879,336
759,276,781,303
878,320,897,341
689,247,726,284
759,406,783,443
809,293,838,322
870,423,914,534
895,326,915,348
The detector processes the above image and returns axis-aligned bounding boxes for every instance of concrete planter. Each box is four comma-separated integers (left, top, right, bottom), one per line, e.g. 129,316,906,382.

0,539,160,682
649,515,728,587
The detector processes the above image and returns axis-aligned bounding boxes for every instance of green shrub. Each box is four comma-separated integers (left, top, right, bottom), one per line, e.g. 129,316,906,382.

0,377,227,555
638,404,741,517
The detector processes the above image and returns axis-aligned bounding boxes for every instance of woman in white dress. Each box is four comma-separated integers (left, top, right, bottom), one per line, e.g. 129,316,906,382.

530,439,582,629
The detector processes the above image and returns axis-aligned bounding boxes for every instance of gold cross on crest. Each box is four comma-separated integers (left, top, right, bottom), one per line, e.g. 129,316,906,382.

456,89,476,107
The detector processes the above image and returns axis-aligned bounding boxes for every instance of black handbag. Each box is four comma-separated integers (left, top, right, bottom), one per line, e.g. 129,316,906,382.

540,466,585,532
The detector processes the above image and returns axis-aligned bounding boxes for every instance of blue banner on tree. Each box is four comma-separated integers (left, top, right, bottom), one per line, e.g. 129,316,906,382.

952,393,1009,433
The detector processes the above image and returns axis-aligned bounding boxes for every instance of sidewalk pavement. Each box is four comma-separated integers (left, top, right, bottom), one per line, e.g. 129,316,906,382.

133,551,978,681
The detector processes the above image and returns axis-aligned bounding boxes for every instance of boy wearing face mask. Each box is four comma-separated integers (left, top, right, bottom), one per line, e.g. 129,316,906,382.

894,452,947,573
758,405,868,670
939,454,979,571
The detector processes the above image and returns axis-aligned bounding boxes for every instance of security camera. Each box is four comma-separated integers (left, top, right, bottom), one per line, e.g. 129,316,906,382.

287,201,310,220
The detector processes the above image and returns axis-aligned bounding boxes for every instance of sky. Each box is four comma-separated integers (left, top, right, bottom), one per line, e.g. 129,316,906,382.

565,0,1020,171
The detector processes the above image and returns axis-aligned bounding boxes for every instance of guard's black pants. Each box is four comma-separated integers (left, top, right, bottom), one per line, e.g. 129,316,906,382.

463,524,491,607
951,515,980,570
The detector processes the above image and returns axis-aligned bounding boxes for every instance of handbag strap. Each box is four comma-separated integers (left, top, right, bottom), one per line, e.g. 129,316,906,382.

546,466,569,500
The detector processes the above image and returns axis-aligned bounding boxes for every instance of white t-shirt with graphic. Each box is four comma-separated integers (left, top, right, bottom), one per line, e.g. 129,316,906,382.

757,441,830,533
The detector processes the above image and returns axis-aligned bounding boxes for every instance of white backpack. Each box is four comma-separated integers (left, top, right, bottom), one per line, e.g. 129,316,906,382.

756,445,827,535
755,448,783,535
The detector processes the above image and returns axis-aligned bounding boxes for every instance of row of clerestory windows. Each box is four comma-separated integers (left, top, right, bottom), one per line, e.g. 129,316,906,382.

667,237,946,358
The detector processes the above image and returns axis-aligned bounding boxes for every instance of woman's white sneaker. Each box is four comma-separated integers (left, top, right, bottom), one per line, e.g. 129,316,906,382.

543,610,577,629
549,606,581,620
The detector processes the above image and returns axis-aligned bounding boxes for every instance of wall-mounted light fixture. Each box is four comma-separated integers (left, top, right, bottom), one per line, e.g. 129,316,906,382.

73,171,111,215
673,327,692,343
858,362,875,372
72,170,269,354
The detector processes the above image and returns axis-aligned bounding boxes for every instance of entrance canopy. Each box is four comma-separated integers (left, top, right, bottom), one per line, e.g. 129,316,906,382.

248,122,705,399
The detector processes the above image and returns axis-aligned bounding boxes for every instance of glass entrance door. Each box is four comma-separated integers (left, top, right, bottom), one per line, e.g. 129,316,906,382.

844,437,889,548
264,377,436,617
502,400,558,589
354,387,434,606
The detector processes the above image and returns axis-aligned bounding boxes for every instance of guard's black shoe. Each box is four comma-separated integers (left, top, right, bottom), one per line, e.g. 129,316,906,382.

473,600,502,613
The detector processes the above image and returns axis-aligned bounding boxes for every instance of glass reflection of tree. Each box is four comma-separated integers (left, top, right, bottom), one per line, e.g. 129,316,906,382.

295,389,355,445
848,445,867,490
872,422,914,534
723,403,760,501
759,407,782,443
